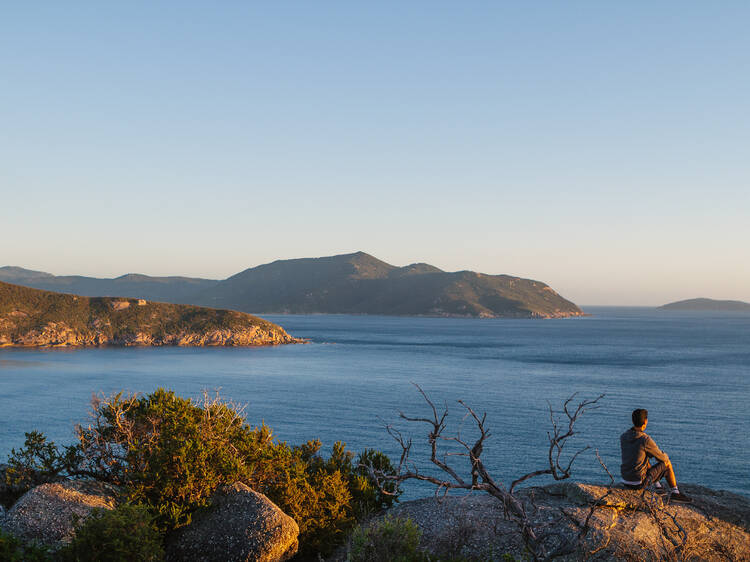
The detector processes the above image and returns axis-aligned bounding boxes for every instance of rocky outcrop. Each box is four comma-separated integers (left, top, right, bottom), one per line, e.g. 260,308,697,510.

0,480,117,548
0,280,303,348
167,482,299,562
354,482,750,561
0,323,299,347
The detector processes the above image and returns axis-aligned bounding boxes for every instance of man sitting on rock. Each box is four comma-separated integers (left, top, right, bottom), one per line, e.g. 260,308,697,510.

620,408,692,503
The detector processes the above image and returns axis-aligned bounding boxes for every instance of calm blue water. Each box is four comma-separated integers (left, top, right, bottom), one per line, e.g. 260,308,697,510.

1,307,748,498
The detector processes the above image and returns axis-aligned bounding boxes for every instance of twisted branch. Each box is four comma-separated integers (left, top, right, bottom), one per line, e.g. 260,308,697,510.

362,383,606,560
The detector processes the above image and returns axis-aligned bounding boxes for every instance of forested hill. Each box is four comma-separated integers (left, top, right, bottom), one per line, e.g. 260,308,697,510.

0,281,298,347
191,252,584,318
1,252,584,319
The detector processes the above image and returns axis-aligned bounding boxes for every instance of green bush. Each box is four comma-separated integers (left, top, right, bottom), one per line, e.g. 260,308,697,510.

351,448,400,518
69,388,399,556
59,504,164,562
0,529,51,562
347,516,518,562
2,431,77,506
4,389,400,557
75,389,276,530
348,516,425,562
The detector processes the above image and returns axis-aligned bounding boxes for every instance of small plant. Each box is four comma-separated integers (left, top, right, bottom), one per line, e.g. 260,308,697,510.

0,529,51,562
348,516,425,562
58,504,164,562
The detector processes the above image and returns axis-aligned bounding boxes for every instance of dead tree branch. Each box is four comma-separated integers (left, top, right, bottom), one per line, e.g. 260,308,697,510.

362,383,606,561
510,393,604,493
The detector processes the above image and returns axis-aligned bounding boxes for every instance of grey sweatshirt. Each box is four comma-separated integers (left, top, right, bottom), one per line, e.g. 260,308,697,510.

620,427,670,482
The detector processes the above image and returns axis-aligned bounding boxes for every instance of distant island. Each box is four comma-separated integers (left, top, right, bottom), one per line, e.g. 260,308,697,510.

659,298,750,311
0,281,300,347
1,252,583,319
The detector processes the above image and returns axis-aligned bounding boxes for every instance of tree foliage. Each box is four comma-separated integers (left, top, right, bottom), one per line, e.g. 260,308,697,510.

4,388,400,557
2,431,78,506
348,516,423,562
58,504,164,562
0,529,51,562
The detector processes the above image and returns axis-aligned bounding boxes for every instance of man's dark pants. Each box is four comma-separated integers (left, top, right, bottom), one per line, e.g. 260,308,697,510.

624,461,669,489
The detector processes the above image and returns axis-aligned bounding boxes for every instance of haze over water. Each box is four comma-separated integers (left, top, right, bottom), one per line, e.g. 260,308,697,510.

1,308,748,498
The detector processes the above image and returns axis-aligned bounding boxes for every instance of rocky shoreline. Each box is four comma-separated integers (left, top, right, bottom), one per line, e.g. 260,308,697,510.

0,324,302,348
0,281,303,348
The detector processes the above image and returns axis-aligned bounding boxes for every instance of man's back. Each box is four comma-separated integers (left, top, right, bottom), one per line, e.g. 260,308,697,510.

620,427,669,482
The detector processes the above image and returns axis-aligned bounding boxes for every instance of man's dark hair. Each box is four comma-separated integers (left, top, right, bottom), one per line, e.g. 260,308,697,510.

632,408,648,428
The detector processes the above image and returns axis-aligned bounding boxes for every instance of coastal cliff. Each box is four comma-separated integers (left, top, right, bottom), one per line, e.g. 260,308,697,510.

0,281,299,348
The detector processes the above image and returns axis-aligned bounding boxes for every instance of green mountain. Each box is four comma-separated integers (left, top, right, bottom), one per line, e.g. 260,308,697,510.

0,281,298,347
1,252,584,318
193,252,583,318
659,298,750,311
0,266,218,303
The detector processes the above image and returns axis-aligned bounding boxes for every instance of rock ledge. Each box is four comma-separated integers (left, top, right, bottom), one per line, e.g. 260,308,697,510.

352,482,750,561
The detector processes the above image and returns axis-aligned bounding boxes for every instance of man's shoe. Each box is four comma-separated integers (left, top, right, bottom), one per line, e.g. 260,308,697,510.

652,486,667,495
669,492,693,503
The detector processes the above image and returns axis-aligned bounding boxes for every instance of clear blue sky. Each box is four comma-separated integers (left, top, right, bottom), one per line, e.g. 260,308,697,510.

2,2,748,305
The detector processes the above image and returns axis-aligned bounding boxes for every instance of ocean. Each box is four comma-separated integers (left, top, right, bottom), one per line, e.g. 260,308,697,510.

1,307,748,498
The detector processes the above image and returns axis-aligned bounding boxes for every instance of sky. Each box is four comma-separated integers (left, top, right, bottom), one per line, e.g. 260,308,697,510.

1,2,749,305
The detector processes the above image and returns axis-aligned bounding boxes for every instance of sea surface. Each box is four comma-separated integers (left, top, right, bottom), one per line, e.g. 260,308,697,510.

1,307,748,498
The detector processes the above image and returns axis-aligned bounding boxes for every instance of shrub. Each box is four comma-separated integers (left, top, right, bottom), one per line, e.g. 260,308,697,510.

2,431,77,506
4,389,400,557
58,504,164,562
68,388,399,555
0,529,51,562
263,439,355,556
262,440,401,556
350,448,400,518
348,516,425,562
75,389,268,529
347,516,518,562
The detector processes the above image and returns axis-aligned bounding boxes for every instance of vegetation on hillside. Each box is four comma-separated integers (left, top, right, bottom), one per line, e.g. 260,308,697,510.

196,252,584,318
0,280,294,346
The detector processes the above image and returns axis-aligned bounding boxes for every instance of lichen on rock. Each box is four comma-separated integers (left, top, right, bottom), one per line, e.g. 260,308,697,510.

166,482,299,562
1,480,118,549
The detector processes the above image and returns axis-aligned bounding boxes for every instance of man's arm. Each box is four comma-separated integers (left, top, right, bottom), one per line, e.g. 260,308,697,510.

645,436,670,464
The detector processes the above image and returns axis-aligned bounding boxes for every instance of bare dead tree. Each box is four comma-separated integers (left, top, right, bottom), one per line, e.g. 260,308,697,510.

510,393,604,493
363,384,604,561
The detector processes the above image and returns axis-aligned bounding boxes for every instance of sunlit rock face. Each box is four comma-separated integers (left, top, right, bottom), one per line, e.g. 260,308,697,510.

350,482,750,562
0,281,302,348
